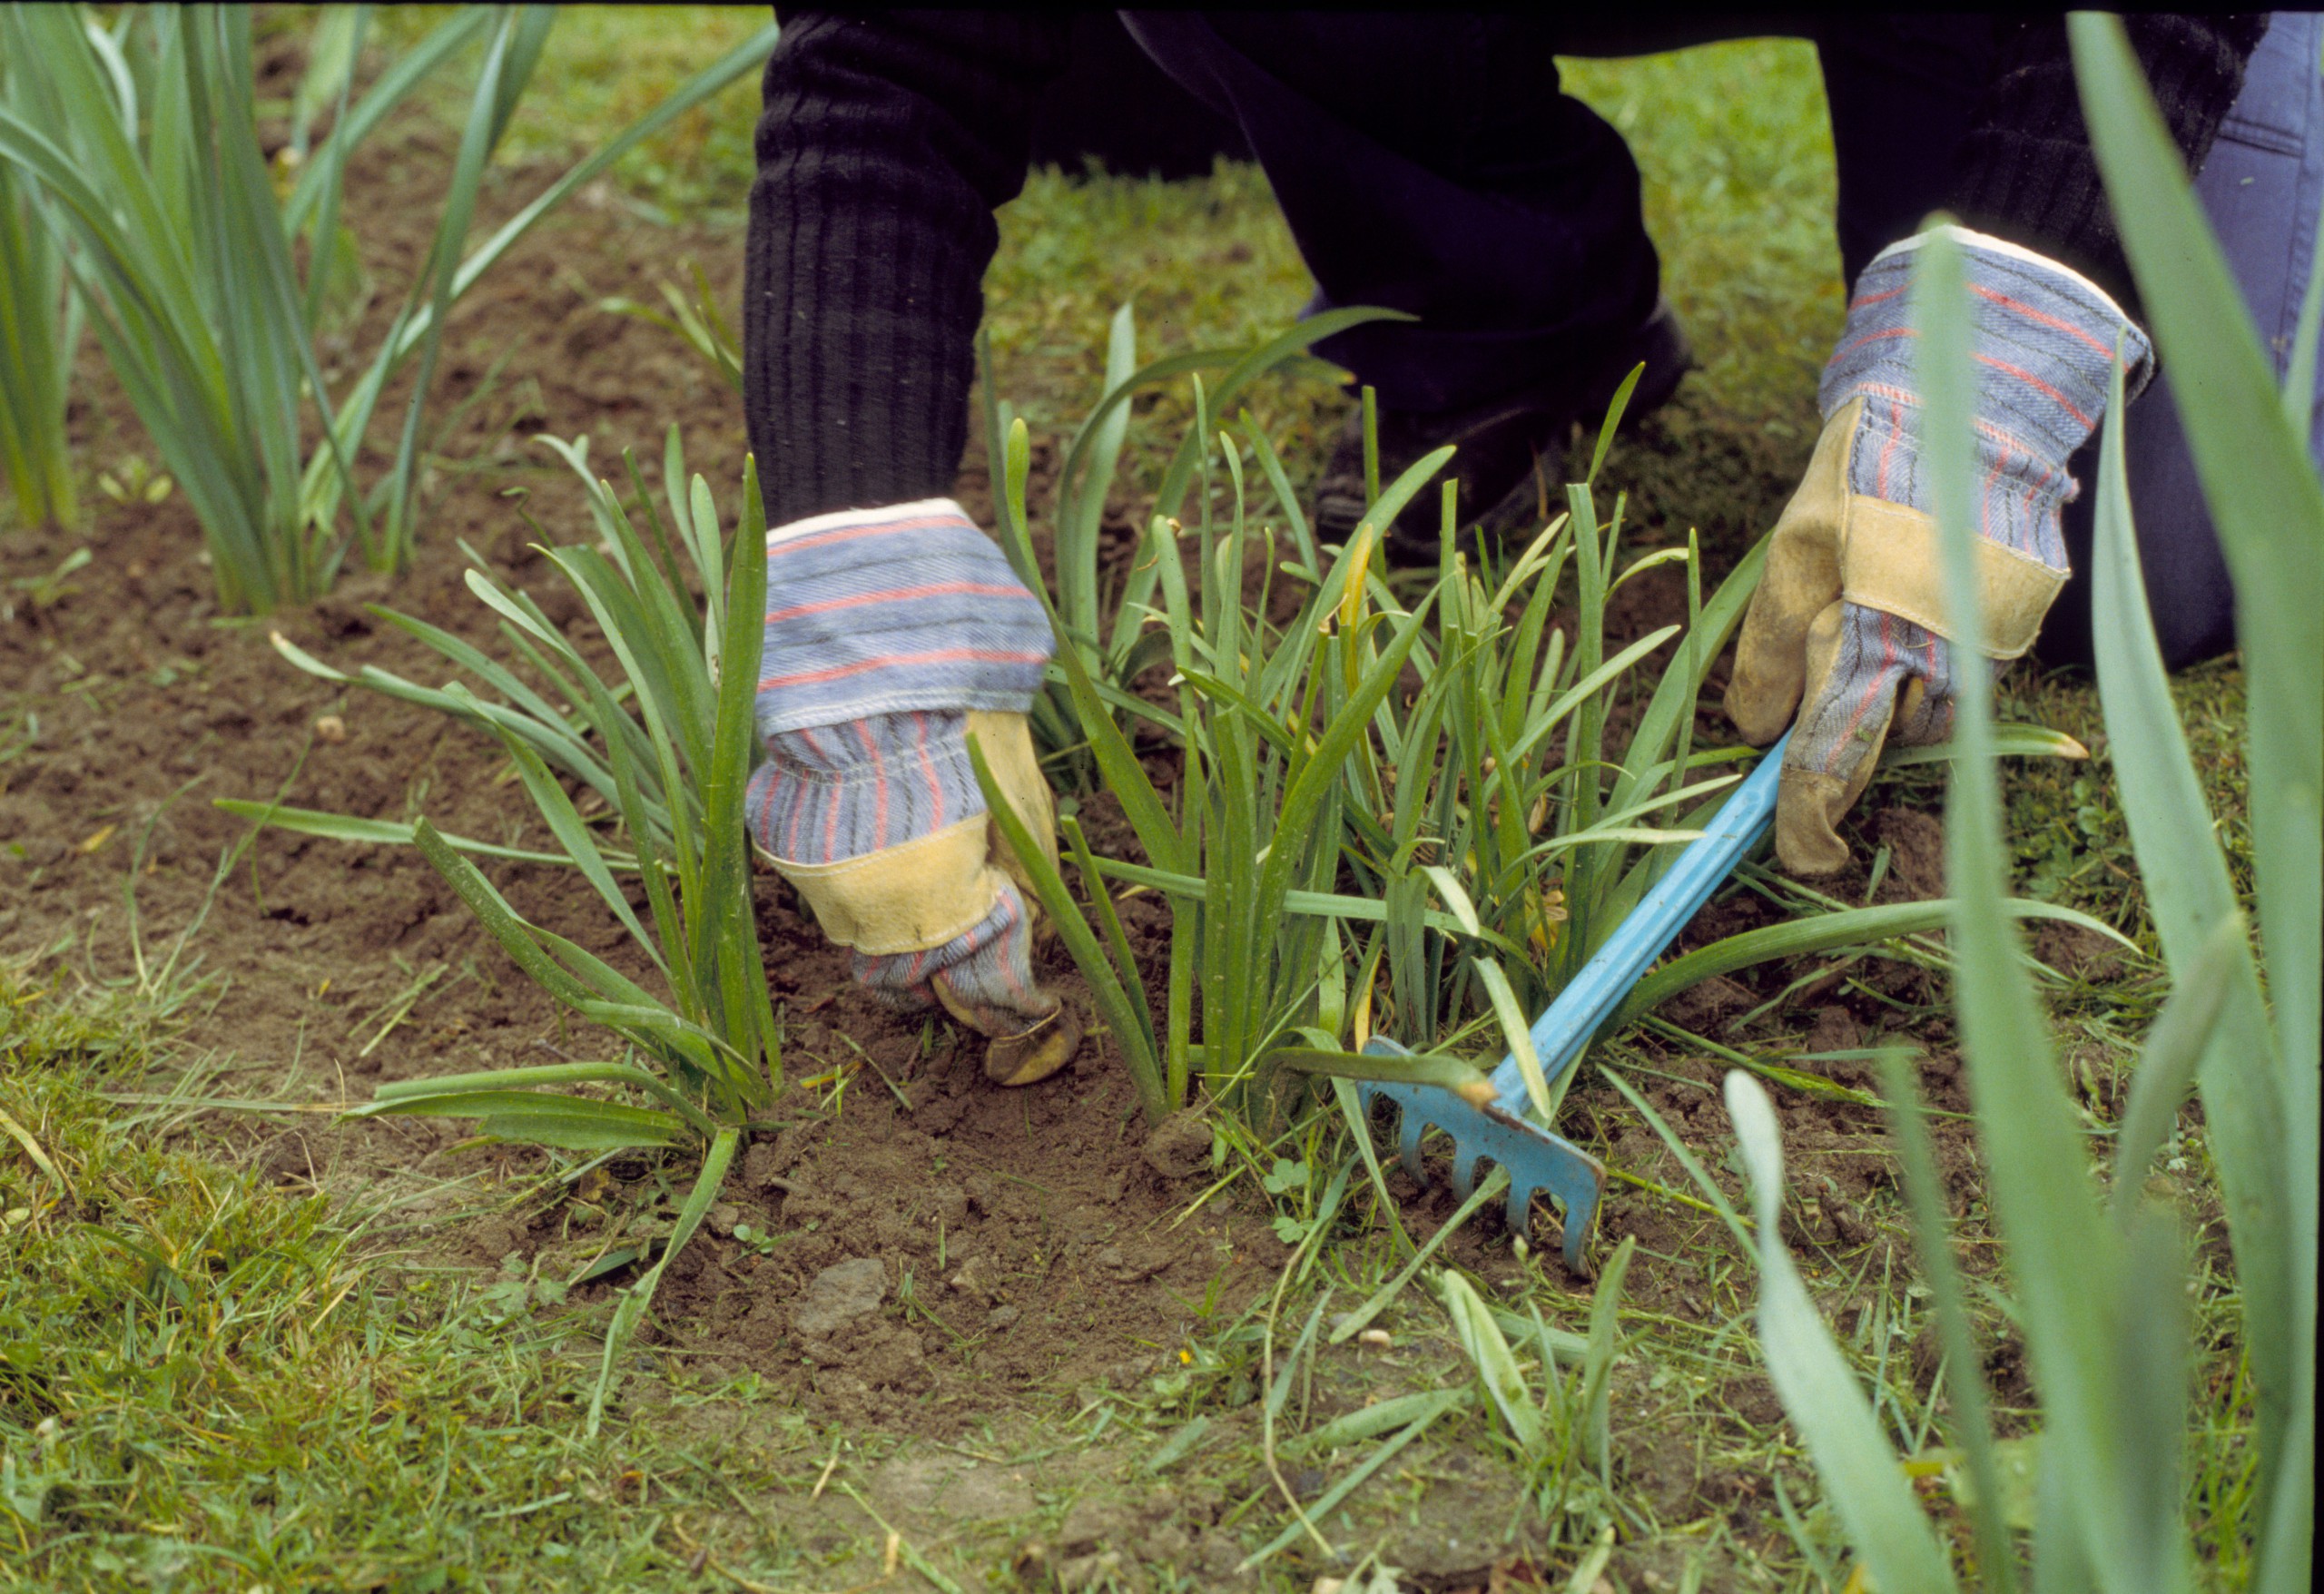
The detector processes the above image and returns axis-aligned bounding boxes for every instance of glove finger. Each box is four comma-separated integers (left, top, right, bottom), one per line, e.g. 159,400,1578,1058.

1886,644,1975,750
1725,398,1857,745
1777,604,1905,876
922,886,1080,1088
881,885,1053,1033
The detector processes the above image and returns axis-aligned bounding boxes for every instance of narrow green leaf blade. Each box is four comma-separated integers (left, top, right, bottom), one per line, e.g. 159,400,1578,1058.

1727,1073,1958,1594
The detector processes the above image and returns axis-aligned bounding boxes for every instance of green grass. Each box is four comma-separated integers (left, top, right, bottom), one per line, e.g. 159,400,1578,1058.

1,969,655,1587
1561,41,1846,562
1565,43,1844,426
0,963,1029,1590
365,5,768,226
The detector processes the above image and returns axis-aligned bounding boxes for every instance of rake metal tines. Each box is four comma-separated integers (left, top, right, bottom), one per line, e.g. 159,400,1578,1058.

1358,1048,1608,1274
1354,737,1787,1275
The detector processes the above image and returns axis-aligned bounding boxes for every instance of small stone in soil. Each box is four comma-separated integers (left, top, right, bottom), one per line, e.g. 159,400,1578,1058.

1805,1005,1861,1057
1140,1110,1211,1179
793,1257,888,1337
13,837,66,868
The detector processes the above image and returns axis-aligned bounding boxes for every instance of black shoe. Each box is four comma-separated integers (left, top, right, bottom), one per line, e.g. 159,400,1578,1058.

1312,299,1693,566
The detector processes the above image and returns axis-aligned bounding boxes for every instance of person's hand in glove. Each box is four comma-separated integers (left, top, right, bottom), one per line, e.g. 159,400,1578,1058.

746,499,1079,1086
1725,224,2154,874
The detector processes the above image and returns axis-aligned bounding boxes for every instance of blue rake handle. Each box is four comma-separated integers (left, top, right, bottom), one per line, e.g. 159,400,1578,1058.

1358,733,1789,1273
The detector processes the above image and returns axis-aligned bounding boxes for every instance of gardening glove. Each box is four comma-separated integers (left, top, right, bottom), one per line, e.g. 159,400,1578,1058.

746,498,1079,1086
1725,224,2154,874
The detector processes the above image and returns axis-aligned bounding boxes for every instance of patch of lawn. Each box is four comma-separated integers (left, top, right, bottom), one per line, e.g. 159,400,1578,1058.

1561,40,1844,563
363,5,767,225
0,967,834,1589
985,159,1339,500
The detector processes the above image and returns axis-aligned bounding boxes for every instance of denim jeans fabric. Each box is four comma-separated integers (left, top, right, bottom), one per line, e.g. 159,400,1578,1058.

2043,12,2324,671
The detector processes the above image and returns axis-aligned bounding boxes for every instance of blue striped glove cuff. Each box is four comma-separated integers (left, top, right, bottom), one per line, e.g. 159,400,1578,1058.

755,497,1052,736
1820,225,2154,570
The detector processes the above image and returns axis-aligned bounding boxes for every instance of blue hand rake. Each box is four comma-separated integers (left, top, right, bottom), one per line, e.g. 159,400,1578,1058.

1357,734,1788,1274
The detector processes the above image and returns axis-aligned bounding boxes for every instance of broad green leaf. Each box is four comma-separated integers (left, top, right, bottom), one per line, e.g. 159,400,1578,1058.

211,799,629,871
1474,958,1552,1122
1876,723,2088,770
353,1088,684,1150
1727,1074,1958,1593
2074,15,2320,1086
588,1126,740,1434
2074,45,2322,1568
1415,865,1482,937
1875,1051,2017,1594
968,729,1167,1121
371,1060,660,1101
1610,898,2134,1034
458,686,663,973
1439,1271,1542,1452
410,817,596,1013
1297,1389,1473,1453
2078,182,2300,1544
1065,814,1157,1068
1057,300,1135,640
2110,914,2243,1218
1915,223,2168,1594
1265,1046,1491,1102
1579,1235,1635,1478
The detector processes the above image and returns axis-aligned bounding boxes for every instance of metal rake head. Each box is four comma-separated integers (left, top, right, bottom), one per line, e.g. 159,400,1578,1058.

1344,739,1792,1277
1357,1043,1606,1276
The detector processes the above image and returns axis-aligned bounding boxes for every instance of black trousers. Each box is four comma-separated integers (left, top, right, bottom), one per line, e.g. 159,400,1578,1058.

1121,13,1999,413
1118,11,2299,671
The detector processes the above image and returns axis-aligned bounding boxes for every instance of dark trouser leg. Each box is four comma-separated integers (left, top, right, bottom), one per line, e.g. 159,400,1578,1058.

2043,13,2321,674
1027,14,1249,179
1119,11,1662,414
1811,18,1998,286
1120,13,2004,412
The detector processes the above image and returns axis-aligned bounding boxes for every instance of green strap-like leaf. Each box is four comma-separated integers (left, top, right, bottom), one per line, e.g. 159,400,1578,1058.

1264,1045,1489,1099
1609,897,2137,1035
587,1126,741,1434
353,1088,685,1151
1726,1074,1959,1594
410,817,597,1014
2077,32,2320,1571
968,730,1169,1121
212,799,633,871
1915,221,2174,1593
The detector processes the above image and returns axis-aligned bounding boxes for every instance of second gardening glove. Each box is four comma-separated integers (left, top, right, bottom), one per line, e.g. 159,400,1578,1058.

1725,224,2154,874
747,499,1078,1086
